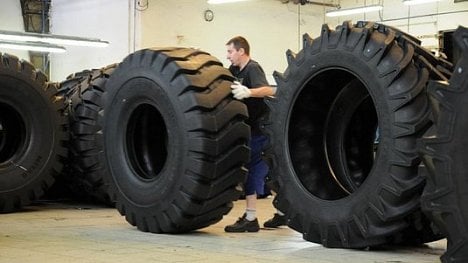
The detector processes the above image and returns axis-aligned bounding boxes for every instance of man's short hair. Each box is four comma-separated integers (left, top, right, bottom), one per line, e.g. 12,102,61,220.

226,36,250,55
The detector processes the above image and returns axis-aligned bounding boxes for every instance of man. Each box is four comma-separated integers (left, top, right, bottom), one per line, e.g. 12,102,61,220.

224,36,286,232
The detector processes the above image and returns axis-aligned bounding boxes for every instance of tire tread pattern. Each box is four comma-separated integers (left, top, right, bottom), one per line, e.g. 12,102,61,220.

55,64,117,204
104,48,250,233
420,26,468,263
264,21,440,248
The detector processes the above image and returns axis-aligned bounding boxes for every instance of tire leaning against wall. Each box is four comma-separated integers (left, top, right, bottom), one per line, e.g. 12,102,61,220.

263,21,435,248
419,26,468,263
0,53,67,212
100,48,250,233
53,65,117,204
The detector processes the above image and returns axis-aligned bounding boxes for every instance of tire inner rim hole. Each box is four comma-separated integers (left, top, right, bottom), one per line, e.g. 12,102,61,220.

288,69,378,200
324,79,378,194
126,104,168,180
0,103,26,163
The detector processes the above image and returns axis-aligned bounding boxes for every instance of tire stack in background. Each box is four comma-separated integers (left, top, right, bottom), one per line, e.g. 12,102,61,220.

51,65,117,205
0,48,251,234
0,21,467,263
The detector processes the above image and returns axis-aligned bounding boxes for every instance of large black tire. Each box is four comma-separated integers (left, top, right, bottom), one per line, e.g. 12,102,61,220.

52,65,116,204
100,48,250,233
264,21,437,248
419,26,468,263
0,53,67,212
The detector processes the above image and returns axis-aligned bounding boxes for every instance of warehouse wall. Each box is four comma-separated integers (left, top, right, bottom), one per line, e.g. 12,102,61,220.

0,0,30,60
138,0,326,83
3,0,465,82
49,0,133,81
138,0,468,83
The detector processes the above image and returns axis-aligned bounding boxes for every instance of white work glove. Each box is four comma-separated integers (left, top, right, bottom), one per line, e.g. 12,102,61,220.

231,81,251,100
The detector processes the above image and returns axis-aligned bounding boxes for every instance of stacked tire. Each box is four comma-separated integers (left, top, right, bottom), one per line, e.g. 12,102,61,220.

0,53,67,212
263,21,450,248
53,65,117,204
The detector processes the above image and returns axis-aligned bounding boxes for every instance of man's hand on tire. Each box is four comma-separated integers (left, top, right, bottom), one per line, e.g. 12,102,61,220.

231,81,251,100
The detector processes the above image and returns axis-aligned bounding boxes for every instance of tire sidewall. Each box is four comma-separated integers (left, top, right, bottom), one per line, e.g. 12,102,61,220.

275,49,393,219
0,74,56,196
103,66,186,209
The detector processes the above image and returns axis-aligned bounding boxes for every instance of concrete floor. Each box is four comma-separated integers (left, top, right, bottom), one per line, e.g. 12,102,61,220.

0,197,445,263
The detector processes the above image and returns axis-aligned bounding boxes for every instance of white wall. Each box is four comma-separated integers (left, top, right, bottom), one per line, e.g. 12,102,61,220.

49,0,133,82
43,0,468,82
139,0,326,83
137,0,468,82
0,0,30,60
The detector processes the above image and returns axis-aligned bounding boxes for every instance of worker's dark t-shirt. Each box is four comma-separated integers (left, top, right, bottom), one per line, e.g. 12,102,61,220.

229,60,269,136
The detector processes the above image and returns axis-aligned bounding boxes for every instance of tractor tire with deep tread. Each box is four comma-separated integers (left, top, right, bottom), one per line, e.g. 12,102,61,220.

101,48,250,233
264,21,438,248
0,53,67,212
419,26,468,263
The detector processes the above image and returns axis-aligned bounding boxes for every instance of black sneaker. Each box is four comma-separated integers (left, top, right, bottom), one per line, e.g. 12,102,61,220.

263,213,287,228
224,215,260,232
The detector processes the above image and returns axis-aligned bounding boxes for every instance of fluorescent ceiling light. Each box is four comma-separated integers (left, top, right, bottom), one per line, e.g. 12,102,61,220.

207,0,249,4
403,0,441,5
0,30,109,47
0,41,66,53
326,4,383,17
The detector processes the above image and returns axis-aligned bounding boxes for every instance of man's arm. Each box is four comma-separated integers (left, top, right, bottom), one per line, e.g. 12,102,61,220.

249,85,275,98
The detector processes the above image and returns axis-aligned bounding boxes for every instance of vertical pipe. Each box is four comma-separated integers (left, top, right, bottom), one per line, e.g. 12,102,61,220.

298,4,301,51
42,0,46,71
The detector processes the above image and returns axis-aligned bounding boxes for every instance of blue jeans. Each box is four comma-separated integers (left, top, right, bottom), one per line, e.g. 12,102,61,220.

244,135,269,196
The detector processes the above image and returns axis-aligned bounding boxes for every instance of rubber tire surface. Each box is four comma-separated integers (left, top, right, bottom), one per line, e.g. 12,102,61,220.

419,26,468,263
264,21,434,248
101,48,250,233
0,53,67,212
54,65,116,204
